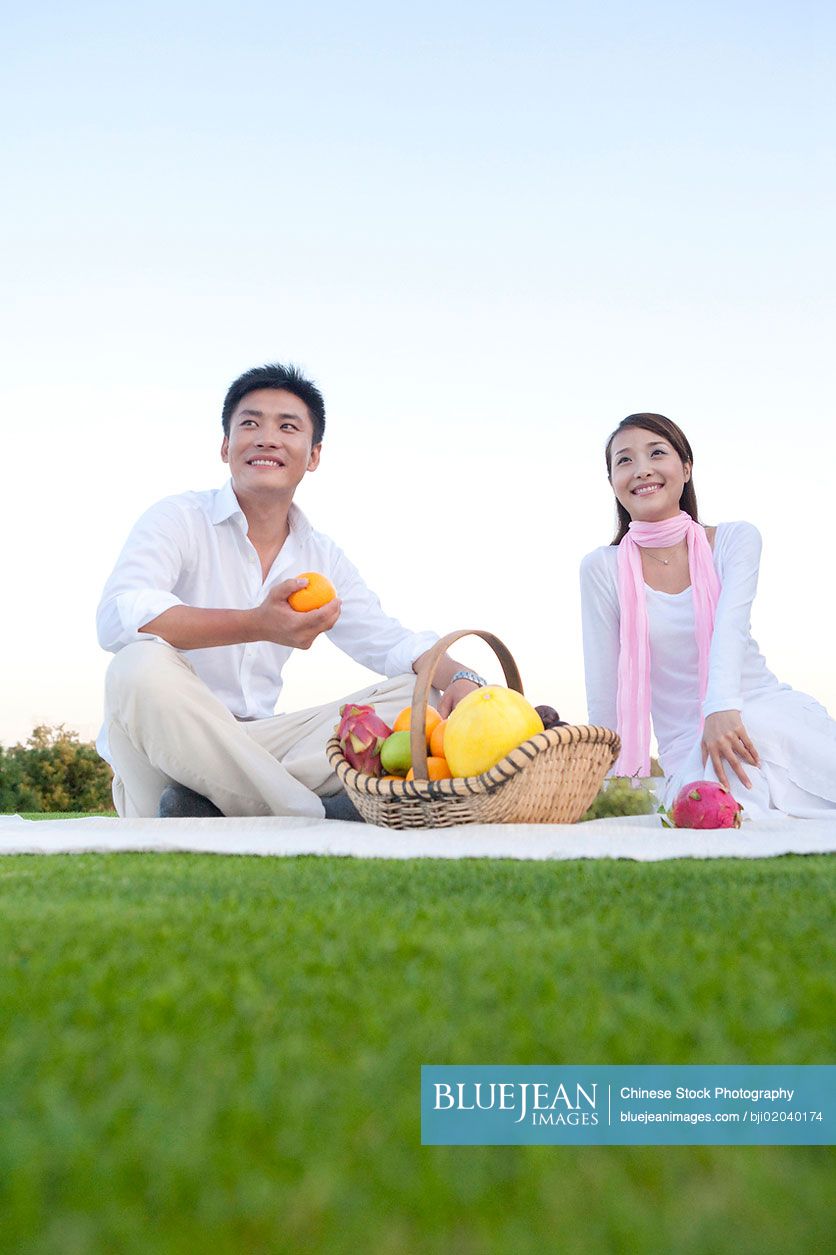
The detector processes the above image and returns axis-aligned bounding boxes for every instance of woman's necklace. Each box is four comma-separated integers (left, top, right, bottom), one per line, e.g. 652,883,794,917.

643,541,684,566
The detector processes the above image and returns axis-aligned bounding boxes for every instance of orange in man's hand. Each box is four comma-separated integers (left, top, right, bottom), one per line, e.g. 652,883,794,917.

393,705,442,744
288,572,337,612
406,757,452,781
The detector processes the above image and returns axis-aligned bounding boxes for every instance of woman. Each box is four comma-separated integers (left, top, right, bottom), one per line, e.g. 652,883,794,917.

580,412,836,819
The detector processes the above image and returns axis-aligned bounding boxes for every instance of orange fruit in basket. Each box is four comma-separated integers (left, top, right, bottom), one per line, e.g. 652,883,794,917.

288,572,337,612
406,757,453,781
393,705,442,744
429,718,447,758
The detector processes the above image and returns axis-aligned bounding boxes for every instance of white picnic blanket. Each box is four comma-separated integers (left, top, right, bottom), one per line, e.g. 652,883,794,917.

0,812,833,859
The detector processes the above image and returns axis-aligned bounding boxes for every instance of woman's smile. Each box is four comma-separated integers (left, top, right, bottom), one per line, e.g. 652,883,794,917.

631,481,664,496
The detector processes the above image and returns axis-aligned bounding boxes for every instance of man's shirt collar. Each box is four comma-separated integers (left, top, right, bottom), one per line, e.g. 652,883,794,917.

210,478,311,538
210,478,245,525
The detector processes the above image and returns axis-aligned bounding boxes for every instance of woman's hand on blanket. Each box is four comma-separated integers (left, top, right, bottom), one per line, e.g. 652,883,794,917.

252,579,342,648
701,710,761,790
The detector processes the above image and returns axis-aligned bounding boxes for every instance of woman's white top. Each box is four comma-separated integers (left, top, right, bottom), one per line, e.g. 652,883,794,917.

579,521,836,817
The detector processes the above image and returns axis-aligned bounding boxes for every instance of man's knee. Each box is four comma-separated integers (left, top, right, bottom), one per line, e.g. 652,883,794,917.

105,640,188,710
386,673,417,700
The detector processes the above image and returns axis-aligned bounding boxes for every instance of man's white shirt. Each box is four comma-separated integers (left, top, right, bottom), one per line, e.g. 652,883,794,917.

96,480,437,761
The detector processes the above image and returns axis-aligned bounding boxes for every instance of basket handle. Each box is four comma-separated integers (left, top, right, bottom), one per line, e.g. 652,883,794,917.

409,629,524,780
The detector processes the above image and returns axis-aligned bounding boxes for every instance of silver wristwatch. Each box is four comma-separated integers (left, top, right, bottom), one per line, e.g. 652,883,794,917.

449,669,488,688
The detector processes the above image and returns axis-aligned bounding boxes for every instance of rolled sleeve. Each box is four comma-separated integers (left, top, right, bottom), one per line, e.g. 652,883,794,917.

383,629,440,678
96,499,191,653
115,590,184,642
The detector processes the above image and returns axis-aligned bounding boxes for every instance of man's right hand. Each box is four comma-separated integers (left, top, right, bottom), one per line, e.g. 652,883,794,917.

250,578,342,648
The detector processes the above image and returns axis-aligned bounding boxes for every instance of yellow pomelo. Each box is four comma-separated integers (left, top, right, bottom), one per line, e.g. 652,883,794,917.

444,686,545,778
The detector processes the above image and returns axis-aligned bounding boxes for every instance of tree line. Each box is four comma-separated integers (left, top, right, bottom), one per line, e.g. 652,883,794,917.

0,725,115,814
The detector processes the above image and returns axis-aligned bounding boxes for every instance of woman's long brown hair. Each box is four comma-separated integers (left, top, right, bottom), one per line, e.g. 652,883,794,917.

605,413,700,544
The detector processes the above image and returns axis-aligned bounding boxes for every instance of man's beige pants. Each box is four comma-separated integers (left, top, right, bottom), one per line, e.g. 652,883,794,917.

104,641,416,818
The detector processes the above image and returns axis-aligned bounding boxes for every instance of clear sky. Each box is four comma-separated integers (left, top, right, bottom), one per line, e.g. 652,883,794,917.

3,1,835,748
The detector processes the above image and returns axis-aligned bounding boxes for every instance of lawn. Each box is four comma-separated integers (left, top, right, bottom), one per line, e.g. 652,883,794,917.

0,847,833,1254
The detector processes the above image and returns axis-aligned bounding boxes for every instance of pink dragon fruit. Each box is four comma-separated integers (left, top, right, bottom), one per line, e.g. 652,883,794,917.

668,781,743,829
336,704,392,776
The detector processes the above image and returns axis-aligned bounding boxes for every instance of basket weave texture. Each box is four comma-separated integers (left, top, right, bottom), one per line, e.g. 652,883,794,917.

326,629,620,829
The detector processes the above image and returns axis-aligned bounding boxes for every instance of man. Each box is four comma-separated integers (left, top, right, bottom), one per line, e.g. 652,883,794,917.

96,363,485,819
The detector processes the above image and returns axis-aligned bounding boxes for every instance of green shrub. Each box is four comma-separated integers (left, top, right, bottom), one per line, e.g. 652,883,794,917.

0,725,115,814
0,748,39,812
580,776,657,820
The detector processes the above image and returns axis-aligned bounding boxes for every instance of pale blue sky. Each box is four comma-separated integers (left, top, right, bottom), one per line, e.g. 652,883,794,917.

3,2,834,744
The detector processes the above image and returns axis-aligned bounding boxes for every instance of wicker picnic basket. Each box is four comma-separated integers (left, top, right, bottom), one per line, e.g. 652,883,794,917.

325,630,620,829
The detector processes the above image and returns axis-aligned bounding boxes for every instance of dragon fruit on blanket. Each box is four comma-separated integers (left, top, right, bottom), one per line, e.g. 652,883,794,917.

668,780,744,829
336,704,393,776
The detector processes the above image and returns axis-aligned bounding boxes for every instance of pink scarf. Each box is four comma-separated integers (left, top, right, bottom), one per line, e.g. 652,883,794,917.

615,511,720,777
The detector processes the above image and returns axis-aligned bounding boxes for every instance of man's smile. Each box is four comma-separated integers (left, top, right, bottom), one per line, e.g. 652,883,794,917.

248,457,286,467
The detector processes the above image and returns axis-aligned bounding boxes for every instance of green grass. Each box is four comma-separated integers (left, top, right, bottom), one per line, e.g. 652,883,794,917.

19,812,116,819
0,852,833,1254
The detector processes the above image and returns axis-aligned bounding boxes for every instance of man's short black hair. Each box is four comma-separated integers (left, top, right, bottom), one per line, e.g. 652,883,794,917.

222,363,326,444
